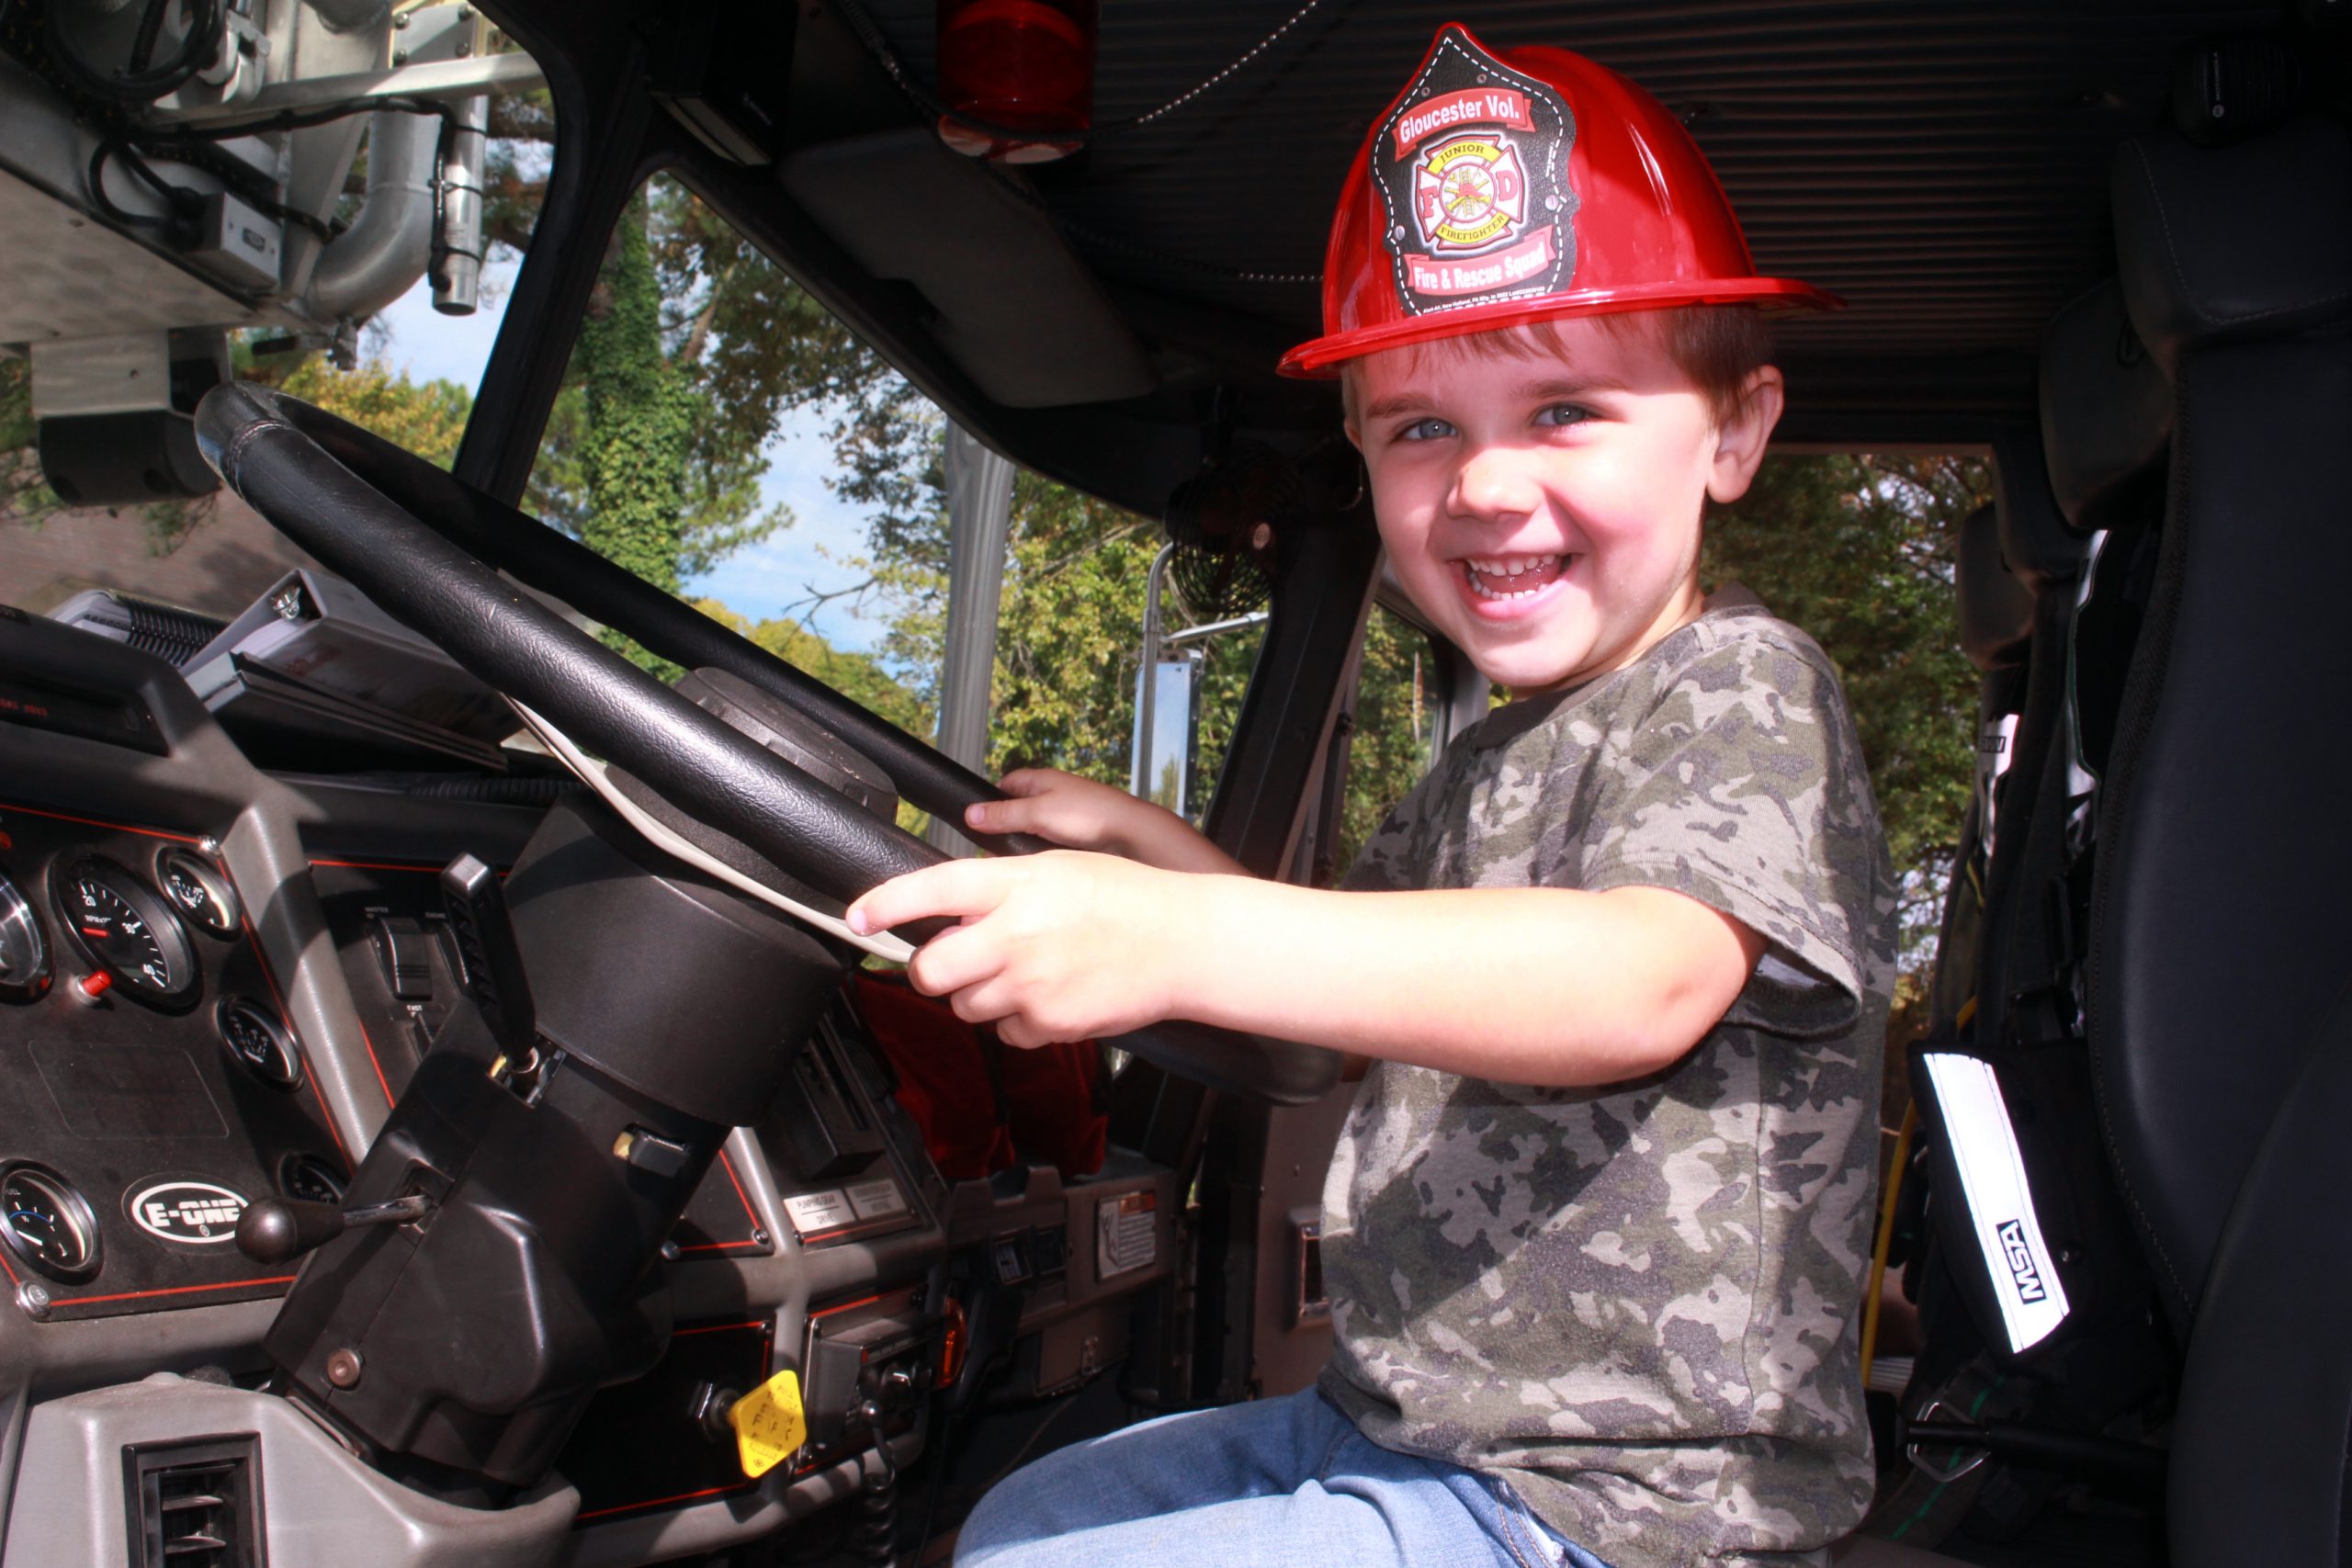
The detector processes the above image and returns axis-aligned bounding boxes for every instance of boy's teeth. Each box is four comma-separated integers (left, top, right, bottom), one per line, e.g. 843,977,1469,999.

1464,555,1568,600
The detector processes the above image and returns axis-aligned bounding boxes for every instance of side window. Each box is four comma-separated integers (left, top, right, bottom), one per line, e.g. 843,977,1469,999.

1338,605,1450,869
523,173,1272,832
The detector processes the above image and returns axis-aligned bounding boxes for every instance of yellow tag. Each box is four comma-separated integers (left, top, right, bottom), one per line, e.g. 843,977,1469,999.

728,1370,808,1480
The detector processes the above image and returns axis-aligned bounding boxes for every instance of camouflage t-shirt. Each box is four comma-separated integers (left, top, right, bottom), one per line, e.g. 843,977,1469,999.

1319,589,1898,1568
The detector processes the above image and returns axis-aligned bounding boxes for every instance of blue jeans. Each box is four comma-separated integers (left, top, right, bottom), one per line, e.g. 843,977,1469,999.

955,1386,1612,1568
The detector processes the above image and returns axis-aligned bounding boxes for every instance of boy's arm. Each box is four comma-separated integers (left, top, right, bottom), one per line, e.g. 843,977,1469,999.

846,853,1765,1089
966,768,1249,876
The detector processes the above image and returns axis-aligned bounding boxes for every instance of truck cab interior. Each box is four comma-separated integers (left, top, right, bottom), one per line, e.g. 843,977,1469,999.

2,3,2348,1566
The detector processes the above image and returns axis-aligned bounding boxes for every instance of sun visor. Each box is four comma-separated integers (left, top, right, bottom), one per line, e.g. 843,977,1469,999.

2039,279,2172,535
2113,117,2352,375
777,129,1157,409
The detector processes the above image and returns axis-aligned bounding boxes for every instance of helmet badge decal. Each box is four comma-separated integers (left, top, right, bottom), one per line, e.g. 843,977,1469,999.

1372,27,1577,317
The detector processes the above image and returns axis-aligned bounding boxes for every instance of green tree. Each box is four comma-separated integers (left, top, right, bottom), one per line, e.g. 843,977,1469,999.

1705,453,1990,964
279,356,473,467
572,193,695,663
846,460,1272,805
1336,607,1432,876
692,596,929,739
0,357,59,530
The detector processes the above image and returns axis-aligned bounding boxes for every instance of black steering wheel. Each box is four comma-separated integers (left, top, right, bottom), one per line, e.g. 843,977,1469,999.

194,383,1337,1106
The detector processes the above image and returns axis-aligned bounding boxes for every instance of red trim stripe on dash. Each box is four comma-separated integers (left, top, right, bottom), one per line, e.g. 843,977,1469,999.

670,1320,767,1338
0,801,199,843
355,1018,396,1110
60,1274,298,1308
716,1147,758,1225
574,1483,752,1523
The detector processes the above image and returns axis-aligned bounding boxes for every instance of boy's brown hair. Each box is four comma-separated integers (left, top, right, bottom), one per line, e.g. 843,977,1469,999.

1340,304,1774,431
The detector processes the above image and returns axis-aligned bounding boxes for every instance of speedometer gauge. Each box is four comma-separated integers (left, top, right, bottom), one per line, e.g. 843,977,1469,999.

0,1163,100,1282
0,873,50,1003
51,856,199,1010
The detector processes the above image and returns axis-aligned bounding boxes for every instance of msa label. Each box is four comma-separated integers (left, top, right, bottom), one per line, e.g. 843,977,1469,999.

782,1190,854,1235
1097,1190,1159,1280
1997,1218,2048,1303
1918,1052,2071,1350
129,1179,247,1246
845,1179,907,1222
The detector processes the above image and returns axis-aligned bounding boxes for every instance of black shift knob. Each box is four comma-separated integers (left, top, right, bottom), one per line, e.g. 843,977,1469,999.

236,1197,345,1263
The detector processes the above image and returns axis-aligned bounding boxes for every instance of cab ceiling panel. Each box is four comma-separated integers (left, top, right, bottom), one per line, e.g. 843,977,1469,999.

830,0,2276,450
488,0,2283,514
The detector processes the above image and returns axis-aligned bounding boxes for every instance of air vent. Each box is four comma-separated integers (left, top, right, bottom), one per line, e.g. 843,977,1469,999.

121,1435,266,1568
46,589,227,669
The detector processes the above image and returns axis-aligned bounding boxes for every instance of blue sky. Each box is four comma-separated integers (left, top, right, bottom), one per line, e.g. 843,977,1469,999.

374,267,892,653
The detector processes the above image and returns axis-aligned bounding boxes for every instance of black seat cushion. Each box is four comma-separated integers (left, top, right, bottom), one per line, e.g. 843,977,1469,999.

2088,117,2352,1325
2165,982,2352,1568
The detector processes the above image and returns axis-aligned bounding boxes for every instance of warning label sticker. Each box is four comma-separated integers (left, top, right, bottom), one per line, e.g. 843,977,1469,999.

845,1178,907,1222
1096,1189,1159,1280
782,1190,854,1235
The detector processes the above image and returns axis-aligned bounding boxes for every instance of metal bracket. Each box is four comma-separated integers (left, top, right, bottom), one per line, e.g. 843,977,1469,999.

153,51,544,125
1905,1397,1991,1484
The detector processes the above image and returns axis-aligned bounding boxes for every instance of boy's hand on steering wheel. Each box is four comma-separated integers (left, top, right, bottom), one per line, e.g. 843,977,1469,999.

847,851,1194,1048
963,770,1247,876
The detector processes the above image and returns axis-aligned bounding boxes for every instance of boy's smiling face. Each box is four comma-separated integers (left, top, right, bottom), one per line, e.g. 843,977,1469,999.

1349,314,1783,696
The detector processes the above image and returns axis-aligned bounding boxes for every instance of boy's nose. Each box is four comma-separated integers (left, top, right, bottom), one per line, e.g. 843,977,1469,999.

1448,445,1544,523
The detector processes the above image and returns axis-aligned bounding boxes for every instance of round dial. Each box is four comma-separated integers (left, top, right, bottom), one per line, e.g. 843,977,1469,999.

217,997,304,1089
278,1154,347,1206
52,857,198,1009
156,849,240,940
0,1163,100,1282
0,872,50,1004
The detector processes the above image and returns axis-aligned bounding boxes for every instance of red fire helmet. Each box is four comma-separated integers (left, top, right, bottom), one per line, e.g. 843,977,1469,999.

1279,23,1840,378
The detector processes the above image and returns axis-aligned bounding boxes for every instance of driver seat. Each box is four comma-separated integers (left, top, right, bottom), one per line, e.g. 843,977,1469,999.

2086,115,2352,1564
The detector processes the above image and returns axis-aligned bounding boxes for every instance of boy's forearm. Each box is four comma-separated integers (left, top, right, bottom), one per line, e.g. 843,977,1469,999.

1169,875,1762,1088
1114,809,1251,877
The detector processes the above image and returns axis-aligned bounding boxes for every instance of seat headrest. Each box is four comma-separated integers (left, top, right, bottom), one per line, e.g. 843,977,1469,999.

1955,502,2033,672
1992,424,2087,590
2113,116,2352,373
2039,279,2173,534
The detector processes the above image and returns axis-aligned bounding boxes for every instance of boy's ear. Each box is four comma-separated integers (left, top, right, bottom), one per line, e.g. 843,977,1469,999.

1706,366,1786,505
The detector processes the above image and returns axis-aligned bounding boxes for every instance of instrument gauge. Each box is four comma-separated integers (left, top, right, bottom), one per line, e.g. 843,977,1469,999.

0,873,49,1004
51,856,199,1010
217,997,305,1090
0,1163,101,1283
156,848,240,940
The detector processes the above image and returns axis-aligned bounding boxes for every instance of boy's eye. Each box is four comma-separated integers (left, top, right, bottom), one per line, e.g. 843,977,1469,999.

1534,402,1595,428
1395,416,1455,443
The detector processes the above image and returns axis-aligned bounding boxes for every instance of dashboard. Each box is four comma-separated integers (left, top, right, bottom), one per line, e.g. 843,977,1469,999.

0,602,1180,1564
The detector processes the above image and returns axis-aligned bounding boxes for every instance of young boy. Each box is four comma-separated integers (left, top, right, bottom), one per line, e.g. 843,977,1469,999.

846,24,1896,1568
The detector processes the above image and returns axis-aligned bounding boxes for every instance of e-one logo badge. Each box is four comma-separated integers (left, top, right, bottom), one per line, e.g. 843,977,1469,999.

129,1179,248,1246
1996,1217,2047,1303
